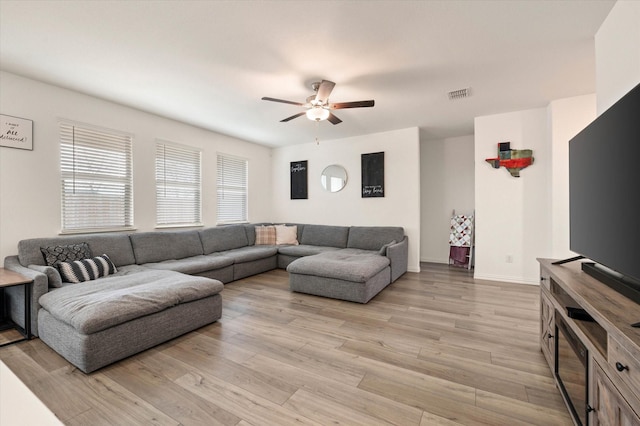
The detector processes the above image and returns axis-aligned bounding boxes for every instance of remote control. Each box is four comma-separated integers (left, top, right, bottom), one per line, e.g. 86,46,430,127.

632,322,640,328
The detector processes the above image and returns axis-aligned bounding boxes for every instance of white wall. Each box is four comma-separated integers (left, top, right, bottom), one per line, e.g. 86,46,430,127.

0,361,62,426
471,0,638,285
420,135,474,263
271,127,421,272
548,94,596,259
474,108,551,284
0,72,273,260
595,0,640,114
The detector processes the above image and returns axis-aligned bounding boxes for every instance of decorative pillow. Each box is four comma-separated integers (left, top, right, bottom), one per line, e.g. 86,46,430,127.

378,240,397,256
58,254,117,284
40,243,92,267
255,225,276,245
275,224,299,245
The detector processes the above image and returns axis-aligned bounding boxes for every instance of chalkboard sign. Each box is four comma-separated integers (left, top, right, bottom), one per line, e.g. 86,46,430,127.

290,160,308,199
361,152,384,198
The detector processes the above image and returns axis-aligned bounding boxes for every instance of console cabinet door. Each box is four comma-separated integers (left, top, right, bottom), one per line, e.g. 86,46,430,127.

540,289,555,369
592,362,640,426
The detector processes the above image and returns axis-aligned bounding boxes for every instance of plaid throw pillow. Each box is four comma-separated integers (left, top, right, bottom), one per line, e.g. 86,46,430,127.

58,254,117,283
41,243,93,267
255,225,276,245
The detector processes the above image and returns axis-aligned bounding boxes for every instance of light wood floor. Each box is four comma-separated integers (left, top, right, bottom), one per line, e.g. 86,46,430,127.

0,263,572,425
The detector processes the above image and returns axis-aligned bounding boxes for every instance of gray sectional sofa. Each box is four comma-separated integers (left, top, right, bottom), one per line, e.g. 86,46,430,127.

3,223,407,373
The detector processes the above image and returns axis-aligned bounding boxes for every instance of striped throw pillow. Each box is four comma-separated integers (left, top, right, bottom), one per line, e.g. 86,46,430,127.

58,254,117,283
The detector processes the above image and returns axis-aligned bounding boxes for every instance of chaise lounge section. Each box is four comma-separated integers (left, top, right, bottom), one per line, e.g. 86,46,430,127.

286,225,407,303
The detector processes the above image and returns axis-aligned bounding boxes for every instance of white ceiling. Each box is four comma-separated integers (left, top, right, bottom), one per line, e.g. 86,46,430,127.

0,0,615,147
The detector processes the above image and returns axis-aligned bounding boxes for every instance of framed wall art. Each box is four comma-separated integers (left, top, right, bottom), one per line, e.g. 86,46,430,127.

1,114,33,150
361,151,384,198
290,160,308,199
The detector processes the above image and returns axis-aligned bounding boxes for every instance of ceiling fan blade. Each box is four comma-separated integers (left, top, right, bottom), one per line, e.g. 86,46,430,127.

262,97,305,106
327,112,342,125
329,100,375,109
280,112,307,122
315,80,336,104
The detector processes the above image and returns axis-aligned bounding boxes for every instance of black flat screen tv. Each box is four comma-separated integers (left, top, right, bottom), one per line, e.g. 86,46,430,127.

569,83,640,304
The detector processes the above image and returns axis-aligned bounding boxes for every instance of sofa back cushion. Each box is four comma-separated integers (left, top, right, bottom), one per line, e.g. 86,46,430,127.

18,234,136,268
199,225,249,254
300,224,349,248
129,231,203,264
347,226,405,251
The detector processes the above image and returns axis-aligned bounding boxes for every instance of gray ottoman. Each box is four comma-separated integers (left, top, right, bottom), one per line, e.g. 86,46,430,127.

37,269,223,373
287,251,391,303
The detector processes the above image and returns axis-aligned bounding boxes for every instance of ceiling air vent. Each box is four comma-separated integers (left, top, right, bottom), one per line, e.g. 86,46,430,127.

448,88,470,100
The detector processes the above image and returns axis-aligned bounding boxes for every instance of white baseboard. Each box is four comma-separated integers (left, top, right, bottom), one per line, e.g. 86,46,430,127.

472,272,539,286
420,257,449,264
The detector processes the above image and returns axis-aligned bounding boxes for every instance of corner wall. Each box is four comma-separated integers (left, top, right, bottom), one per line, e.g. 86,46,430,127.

271,127,421,272
548,94,596,259
0,72,273,260
474,108,550,284
595,0,640,113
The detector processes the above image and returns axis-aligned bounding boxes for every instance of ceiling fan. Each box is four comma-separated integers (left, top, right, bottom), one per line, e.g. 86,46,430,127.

262,80,374,125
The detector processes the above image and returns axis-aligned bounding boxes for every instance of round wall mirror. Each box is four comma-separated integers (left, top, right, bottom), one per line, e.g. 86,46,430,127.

321,165,348,193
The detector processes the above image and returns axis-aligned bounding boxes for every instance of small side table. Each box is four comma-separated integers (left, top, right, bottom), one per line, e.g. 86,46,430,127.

0,267,33,347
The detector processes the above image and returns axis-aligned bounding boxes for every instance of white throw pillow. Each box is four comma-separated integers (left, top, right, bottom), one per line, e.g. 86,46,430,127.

275,225,299,245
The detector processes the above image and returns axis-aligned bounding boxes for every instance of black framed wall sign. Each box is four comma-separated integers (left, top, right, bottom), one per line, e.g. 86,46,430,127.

361,151,384,198
290,160,308,199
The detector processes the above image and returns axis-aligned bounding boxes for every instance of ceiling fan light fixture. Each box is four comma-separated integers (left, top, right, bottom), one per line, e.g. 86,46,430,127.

306,106,330,121
263,79,372,125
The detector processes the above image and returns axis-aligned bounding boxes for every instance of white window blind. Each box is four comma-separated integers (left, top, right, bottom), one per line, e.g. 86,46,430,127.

60,122,133,232
217,153,248,223
156,141,202,227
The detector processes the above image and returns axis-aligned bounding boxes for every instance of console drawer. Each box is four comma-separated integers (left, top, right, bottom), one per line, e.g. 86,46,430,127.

609,336,640,399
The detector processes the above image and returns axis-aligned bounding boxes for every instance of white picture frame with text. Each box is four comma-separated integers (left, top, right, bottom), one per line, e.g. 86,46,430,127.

1,114,33,150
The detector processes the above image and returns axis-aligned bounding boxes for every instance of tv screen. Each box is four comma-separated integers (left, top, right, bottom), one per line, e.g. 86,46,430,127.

569,83,640,294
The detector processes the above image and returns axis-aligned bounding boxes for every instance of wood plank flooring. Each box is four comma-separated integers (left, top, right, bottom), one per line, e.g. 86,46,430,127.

0,263,571,425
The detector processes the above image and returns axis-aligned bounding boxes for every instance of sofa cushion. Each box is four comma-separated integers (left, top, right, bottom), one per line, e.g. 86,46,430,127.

219,246,278,263
39,269,223,334
199,225,249,254
40,243,92,267
57,254,118,283
277,244,340,257
287,251,390,283
130,231,203,264
142,254,234,275
255,225,276,245
300,224,349,248
347,226,405,251
19,234,136,268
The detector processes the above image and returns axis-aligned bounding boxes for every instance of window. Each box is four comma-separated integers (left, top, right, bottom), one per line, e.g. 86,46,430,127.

60,122,133,232
156,141,202,227
217,153,248,223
